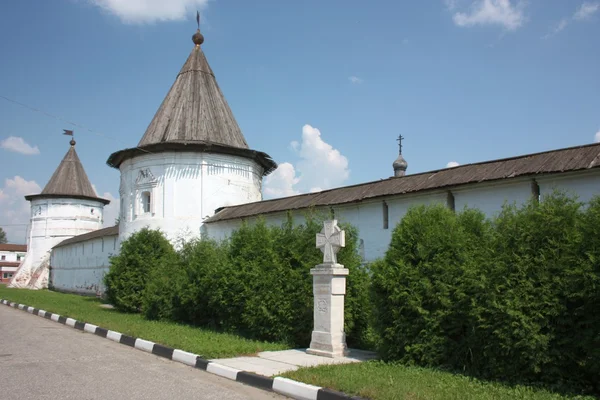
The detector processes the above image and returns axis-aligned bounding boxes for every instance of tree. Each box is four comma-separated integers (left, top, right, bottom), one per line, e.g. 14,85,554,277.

0,227,7,244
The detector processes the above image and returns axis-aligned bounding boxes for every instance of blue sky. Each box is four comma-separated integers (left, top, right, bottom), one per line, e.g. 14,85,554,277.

0,0,599,242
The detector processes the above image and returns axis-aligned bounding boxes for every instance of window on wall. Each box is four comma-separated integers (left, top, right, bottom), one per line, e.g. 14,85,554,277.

3,273,8,279
142,191,151,214
17,255,22,261
447,191,456,212
383,201,389,230
1,255,5,260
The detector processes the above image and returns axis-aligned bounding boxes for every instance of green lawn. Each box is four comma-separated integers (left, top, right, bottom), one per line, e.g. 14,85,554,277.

0,286,287,358
283,362,595,400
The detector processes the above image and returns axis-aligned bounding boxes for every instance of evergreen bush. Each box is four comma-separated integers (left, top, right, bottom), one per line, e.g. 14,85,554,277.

104,228,177,313
142,214,372,348
371,192,600,395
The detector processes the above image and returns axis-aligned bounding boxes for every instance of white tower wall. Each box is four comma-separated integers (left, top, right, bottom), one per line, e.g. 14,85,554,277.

118,151,263,243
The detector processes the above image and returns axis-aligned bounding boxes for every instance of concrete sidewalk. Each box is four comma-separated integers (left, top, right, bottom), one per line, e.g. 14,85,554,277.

213,348,377,377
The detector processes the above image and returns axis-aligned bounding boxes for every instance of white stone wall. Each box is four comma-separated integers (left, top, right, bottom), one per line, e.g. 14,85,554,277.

118,151,264,245
27,198,106,269
50,234,118,295
206,171,600,263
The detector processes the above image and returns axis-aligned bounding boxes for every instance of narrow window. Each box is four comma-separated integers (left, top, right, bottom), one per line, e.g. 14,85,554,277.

447,191,456,212
383,201,389,229
1,255,5,260
142,191,151,214
531,180,540,203
3,273,7,279
101,238,105,253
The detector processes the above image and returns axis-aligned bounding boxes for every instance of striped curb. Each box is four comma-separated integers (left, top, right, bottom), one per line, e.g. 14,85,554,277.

0,298,364,400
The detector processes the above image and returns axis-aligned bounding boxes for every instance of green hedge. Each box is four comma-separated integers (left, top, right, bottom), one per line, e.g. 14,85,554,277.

142,215,373,348
104,227,177,313
371,192,600,395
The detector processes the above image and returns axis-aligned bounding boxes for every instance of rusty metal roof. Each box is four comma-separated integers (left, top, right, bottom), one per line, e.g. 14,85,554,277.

53,225,119,249
206,142,600,223
26,142,110,204
0,244,27,252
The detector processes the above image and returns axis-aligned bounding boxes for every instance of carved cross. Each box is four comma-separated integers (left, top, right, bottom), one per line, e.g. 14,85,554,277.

316,220,345,265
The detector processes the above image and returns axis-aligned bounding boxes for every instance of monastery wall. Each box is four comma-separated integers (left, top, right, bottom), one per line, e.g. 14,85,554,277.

206,171,600,264
50,232,118,295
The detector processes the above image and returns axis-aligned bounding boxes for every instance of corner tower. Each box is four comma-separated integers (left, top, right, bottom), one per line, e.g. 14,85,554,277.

107,27,276,243
10,139,110,289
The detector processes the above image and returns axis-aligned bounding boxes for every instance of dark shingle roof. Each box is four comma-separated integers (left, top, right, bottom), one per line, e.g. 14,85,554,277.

53,225,119,249
205,142,600,223
26,144,110,204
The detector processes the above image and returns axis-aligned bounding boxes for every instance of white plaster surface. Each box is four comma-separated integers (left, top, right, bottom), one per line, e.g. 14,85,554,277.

118,152,264,245
50,233,118,295
10,197,105,290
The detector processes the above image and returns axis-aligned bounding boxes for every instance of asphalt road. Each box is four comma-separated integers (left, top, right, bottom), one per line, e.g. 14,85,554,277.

0,305,286,400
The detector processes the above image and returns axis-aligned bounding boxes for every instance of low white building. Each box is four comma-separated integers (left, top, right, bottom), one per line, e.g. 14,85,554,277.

204,143,600,263
0,244,27,284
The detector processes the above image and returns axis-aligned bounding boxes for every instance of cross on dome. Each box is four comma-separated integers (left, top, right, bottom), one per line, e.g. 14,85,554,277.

316,220,346,265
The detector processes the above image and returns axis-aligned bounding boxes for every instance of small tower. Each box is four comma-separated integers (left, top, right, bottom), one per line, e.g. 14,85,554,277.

393,135,408,177
10,138,110,289
107,21,276,244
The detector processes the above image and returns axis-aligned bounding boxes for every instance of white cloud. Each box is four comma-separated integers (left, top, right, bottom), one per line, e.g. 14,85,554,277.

0,136,40,155
452,0,526,31
0,176,41,243
594,130,600,143
263,163,300,198
101,192,120,227
348,76,363,84
545,2,600,38
446,161,460,168
92,184,120,226
89,0,210,24
574,2,600,20
263,124,350,199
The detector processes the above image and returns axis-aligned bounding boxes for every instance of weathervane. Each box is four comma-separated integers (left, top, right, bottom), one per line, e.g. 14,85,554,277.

63,129,76,146
396,134,404,155
192,11,205,46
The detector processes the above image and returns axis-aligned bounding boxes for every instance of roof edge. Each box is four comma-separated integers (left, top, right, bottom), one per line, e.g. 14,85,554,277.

25,193,111,205
52,225,119,249
106,142,277,175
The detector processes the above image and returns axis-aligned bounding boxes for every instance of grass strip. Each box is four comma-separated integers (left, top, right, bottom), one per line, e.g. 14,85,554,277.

0,286,287,358
282,361,595,400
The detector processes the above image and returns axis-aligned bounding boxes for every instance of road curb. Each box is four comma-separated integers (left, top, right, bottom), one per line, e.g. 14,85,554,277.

0,298,364,400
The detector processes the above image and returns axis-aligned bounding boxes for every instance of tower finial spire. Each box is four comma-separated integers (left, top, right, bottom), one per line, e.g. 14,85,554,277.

396,134,404,155
192,11,204,46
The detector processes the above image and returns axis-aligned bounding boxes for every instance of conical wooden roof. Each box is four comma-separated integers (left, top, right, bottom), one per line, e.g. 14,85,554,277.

137,44,248,149
107,35,277,175
26,142,110,204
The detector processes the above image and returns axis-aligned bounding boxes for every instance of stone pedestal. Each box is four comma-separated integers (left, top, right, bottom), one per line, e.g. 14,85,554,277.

307,264,349,358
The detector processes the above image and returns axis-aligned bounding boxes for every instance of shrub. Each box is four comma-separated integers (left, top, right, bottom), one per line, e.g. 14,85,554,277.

371,192,600,395
104,228,177,313
141,214,372,348
371,204,491,366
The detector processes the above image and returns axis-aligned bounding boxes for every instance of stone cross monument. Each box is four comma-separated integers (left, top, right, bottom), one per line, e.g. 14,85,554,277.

307,220,350,358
